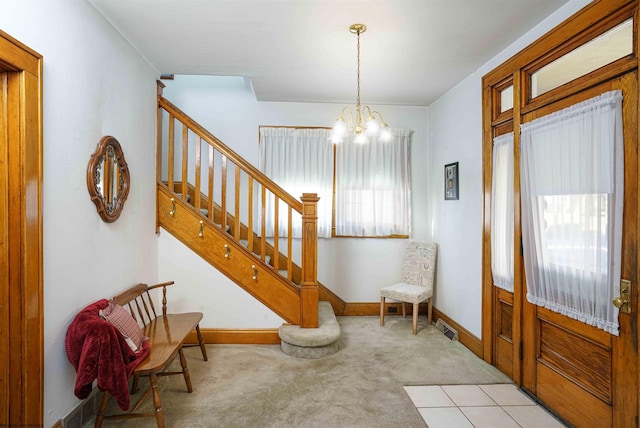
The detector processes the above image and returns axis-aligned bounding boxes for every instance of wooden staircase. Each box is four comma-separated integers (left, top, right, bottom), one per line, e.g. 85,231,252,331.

155,82,345,329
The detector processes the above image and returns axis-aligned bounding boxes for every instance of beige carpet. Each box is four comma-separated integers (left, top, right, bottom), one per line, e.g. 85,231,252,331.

89,316,511,427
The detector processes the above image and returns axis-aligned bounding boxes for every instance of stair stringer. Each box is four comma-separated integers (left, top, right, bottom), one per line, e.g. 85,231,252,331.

158,185,302,324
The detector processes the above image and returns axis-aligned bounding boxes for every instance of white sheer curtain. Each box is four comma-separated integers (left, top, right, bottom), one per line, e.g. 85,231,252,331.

491,132,514,292
335,128,412,236
520,90,624,335
259,127,333,238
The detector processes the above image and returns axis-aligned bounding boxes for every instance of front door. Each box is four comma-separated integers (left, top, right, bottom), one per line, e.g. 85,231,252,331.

519,72,638,428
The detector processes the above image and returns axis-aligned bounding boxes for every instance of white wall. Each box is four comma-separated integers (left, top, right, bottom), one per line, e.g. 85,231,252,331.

159,75,430,327
1,1,159,425
427,0,592,338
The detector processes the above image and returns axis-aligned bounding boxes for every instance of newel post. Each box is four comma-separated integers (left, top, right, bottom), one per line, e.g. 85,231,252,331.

300,193,319,328
155,80,166,234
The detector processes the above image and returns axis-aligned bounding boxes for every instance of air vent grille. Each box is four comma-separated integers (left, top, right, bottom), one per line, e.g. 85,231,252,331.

435,319,458,341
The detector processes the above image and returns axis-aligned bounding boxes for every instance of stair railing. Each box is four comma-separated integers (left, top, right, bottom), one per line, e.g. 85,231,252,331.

156,83,318,327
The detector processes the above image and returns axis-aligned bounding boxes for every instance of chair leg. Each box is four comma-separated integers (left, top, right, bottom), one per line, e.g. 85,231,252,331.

428,298,433,325
149,373,165,428
412,303,419,335
380,296,385,326
94,391,109,428
402,302,406,318
179,348,193,393
196,324,208,361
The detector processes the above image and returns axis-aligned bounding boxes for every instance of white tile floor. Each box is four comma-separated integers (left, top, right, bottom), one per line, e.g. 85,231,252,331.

404,384,568,428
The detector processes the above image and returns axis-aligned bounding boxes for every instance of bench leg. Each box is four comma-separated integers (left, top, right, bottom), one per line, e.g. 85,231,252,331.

380,296,385,326
179,348,193,393
149,372,165,428
196,324,208,361
412,303,419,335
131,373,140,394
94,391,109,428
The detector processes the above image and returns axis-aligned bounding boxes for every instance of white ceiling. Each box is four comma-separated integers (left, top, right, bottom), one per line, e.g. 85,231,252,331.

88,0,570,106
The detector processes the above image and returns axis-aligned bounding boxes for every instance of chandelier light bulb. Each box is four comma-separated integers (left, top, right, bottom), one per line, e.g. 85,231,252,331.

330,133,344,144
365,115,380,134
380,126,392,142
333,118,347,137
354,133,368,144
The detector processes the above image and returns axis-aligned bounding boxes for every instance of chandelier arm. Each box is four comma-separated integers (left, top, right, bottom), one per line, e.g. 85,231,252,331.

370,110,387,126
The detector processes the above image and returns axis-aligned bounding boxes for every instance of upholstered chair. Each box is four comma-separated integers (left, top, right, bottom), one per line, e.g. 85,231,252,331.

379,241,437,335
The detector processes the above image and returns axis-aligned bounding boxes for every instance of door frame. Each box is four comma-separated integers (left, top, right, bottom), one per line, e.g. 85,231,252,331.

482,0,639,425
0,31,43,425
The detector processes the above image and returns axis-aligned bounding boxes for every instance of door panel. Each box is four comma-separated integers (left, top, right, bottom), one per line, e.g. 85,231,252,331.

538,309,612,403
494,289,514,377
537,363,611,427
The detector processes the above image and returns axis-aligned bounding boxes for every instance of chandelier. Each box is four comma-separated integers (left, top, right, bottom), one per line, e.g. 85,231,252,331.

331,23,392,144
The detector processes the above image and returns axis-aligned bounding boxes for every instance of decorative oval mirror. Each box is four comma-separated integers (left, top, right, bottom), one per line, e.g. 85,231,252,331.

87,136,130,223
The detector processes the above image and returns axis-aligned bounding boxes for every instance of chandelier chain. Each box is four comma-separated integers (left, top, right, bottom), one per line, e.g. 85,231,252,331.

356,28,361,109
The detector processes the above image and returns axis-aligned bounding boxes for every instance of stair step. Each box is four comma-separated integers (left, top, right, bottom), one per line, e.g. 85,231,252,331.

278,301,341,359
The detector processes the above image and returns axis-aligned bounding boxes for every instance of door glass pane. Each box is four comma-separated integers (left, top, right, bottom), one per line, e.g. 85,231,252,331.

500,85,514,112
531,19,633,97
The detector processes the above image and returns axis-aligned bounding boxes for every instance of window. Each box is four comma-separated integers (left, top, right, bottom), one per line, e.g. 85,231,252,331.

531,19,633,98
520,90,623,335
500,86,514,113
335,129,412,237
259,127,412,238
258,127,333,238
490,132,514,292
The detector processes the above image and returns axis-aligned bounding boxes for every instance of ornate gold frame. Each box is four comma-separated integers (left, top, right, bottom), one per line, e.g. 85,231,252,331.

86,136,130,222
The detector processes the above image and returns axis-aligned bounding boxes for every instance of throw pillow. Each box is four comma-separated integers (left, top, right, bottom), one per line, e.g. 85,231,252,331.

100,299,145,352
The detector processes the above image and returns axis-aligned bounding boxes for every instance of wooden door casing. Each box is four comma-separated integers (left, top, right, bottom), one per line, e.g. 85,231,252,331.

0,31,43,426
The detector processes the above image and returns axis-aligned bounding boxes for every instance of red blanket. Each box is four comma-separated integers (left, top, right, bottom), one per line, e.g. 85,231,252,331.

65,299,150,410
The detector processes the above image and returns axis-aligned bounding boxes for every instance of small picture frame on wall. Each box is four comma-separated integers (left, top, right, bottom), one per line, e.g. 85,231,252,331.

444,162,459,200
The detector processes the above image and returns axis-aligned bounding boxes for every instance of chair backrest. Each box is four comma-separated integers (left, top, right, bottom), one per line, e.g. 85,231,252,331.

400,241,438,289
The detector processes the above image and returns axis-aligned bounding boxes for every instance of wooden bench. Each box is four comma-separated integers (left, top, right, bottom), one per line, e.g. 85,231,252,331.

95,281,208,427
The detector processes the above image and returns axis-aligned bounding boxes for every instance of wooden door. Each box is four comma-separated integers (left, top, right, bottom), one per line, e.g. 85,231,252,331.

519,73,638,428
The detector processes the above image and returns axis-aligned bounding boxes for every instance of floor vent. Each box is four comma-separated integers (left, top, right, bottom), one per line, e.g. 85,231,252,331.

435,319,458,341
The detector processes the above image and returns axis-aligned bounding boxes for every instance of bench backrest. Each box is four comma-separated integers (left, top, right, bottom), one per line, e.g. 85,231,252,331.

113,281,174,327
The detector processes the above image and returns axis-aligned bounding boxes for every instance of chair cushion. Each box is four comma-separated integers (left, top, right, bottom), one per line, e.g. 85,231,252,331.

100,299,145,352
380,282,432,304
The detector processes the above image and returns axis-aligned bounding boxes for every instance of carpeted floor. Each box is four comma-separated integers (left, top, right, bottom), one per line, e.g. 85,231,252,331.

89,316,511,427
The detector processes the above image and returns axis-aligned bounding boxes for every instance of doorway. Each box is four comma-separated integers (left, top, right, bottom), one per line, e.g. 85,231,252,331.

482,2,638,427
